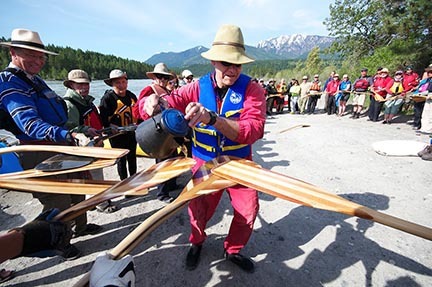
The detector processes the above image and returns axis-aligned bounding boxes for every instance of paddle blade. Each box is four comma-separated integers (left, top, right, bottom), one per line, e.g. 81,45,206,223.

55,157,196,222
212,160,432,241
35,154,94,171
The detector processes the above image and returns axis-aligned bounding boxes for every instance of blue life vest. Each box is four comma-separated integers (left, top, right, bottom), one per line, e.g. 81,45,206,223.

192,73,251,161
0,142,23,174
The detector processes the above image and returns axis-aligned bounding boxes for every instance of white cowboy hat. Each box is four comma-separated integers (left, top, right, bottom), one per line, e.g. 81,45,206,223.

146,63,174,80
201,24,254,65
63,69,90,88
104,69,128,86
0,28,58,55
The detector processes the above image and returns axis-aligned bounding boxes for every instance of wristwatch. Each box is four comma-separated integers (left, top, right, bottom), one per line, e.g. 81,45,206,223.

207,110,218,126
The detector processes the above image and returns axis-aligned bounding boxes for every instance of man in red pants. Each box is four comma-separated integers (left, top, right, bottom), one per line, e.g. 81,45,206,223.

140,24,266,273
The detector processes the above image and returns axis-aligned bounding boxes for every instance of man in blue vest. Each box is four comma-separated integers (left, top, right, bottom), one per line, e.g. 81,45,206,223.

141,24,266,273
0,29,102,259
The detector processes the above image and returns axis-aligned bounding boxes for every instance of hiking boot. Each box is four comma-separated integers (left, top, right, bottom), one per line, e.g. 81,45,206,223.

224,251,255,273
73,223,102,238
186,244,202,270
421,149,432,161
61,244,81,260
418,145,432,157
96,200,119,213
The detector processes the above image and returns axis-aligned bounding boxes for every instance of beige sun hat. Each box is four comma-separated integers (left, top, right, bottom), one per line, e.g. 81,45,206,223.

201,24,254,65
146,63,174,80
104,69,128,86
0,28,58,55
63,69,90,88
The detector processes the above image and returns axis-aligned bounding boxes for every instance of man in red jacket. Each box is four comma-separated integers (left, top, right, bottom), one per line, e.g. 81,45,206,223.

139,24,266,273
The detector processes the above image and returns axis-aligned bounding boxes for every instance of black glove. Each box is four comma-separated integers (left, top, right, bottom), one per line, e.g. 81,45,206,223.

13,208,69,256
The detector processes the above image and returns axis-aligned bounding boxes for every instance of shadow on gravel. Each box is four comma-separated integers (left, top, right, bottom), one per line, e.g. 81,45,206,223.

248,192,432,287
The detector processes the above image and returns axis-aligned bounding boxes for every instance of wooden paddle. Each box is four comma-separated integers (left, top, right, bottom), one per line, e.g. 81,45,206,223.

0,178,150,196
279,124,311,134
212,160,432,241
54,157,196,222
0,158,118,180
72,156,249,287
0,145,129,159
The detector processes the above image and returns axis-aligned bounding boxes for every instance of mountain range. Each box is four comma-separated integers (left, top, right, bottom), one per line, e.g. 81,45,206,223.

146,34,334,68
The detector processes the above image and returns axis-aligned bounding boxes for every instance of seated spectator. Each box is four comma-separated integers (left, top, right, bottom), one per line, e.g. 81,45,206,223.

383,71,407,124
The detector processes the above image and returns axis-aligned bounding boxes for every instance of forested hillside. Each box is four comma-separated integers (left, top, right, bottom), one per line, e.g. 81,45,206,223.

0,38,153,80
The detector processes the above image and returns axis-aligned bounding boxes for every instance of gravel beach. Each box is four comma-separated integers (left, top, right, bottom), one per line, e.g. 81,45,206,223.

1,111,431,287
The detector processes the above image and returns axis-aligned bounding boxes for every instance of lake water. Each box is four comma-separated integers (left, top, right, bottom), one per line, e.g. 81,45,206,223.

46,79,153,103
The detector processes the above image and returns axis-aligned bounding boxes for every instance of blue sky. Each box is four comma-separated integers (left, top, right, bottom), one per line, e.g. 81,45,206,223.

1,0,333,62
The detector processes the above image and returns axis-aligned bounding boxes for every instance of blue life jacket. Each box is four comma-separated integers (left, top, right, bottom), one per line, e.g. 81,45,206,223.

0,142,23,174
192,73,251,161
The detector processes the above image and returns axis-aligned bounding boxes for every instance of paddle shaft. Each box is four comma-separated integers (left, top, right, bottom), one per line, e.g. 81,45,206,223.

0,158,118,180
279,124,311,134
212,160,432,241
0,145,129,159
72,157,236,287
0,178,127,195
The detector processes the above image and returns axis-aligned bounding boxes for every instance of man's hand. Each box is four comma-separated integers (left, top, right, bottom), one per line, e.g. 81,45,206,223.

143,93,168,116
86,127,100,138
184,102,212,127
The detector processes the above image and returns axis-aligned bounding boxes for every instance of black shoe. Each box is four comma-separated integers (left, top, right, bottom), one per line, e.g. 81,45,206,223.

382,120,387,124
224,251,255,273
186,244,202,270
158,195,174,203
61,244,81,260
73,223,102,238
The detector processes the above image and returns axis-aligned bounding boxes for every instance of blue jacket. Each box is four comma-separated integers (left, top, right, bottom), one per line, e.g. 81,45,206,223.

0,67,69,142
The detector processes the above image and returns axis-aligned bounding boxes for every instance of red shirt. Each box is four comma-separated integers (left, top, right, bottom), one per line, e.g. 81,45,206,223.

138,74,266,165
373,76,394,96
403,72,419,92
325,79,340,96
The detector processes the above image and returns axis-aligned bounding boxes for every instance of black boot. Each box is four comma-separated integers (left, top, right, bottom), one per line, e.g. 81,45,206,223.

224,251,255,273
186,244,202,270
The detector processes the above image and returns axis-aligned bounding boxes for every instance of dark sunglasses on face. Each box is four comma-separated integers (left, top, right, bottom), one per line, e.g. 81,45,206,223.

220,61,242,68
168,80,176,85
156,74,171,80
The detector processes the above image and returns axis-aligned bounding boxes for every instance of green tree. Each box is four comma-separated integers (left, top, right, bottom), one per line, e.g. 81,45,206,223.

324,0,432,72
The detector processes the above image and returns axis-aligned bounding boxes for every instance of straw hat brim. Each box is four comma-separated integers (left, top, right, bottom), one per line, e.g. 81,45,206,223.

146,71,174,80
0,42,58,55
63,78,90,89
201,45,254,65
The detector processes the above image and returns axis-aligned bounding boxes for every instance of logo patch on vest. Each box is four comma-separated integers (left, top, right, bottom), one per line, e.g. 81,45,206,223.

230,92,242,104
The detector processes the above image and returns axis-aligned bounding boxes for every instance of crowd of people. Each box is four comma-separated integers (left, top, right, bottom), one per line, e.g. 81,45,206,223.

259,65,432,135
0,24,431,285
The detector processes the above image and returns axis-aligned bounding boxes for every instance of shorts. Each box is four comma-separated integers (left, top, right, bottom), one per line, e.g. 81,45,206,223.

352,93,366,106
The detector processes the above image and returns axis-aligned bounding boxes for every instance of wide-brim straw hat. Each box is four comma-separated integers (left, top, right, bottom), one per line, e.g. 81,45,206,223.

104,69,128,86
63,69,90,88
0,28,58,55
146,63,174,80
201,24,254,65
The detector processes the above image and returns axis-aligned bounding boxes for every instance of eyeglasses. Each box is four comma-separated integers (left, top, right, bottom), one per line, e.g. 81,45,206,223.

155,74,171,81
168,80,176,85
17,50,48,61
186,76,193,80
220,61,241,68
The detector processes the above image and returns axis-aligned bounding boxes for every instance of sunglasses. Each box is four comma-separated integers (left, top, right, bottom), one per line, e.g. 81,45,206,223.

220,61,241,68
155,74,171,80
168,80,176,85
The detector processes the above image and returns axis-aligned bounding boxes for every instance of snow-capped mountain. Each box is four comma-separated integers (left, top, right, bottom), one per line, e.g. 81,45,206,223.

146,34,334,68
257,34,334,58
